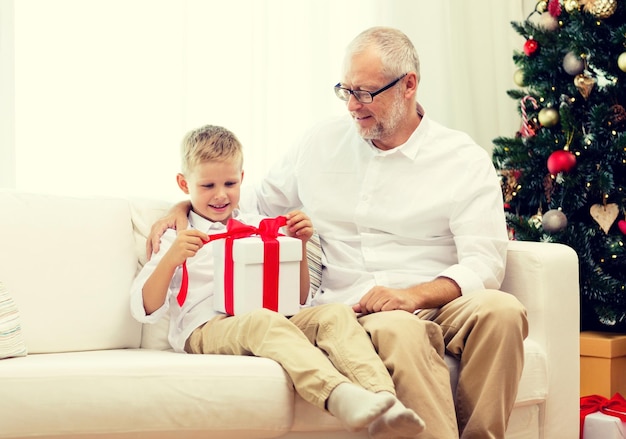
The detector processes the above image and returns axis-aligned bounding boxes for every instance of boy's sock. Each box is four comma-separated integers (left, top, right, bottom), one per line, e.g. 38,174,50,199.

327,383,395,432
367,393,426,439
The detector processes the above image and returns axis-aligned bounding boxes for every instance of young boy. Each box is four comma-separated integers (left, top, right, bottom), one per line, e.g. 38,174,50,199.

130,125,425,438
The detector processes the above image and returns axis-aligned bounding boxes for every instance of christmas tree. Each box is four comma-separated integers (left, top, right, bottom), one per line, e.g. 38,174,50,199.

492,0,626,332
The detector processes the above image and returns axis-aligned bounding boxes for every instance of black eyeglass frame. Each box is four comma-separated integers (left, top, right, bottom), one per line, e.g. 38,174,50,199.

334,73,408,104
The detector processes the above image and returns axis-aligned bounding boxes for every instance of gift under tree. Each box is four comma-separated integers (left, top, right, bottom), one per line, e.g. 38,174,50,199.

492,0,626,332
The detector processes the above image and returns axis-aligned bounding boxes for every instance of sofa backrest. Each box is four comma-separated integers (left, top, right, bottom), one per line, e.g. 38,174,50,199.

0,191,141,353
128,197,176,350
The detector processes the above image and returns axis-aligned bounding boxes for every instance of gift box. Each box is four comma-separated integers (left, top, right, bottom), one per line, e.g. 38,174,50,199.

580,331,626,398
213,235,302,316
582,411,626,439
580,394,626,439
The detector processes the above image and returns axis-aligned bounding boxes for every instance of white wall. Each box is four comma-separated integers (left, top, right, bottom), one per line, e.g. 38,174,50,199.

1,0,529,200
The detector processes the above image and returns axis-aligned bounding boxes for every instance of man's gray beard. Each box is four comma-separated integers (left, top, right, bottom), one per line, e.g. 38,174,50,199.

357,96,405,141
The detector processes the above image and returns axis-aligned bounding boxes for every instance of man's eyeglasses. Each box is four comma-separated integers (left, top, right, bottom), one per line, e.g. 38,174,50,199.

334,73,407,104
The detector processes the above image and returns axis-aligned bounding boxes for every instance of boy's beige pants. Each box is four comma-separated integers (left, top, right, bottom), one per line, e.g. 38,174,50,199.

186,302,461,438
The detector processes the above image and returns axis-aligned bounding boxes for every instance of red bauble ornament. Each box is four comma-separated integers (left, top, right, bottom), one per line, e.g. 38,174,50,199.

618,220,626,235
547,150,576,174
524,39,539,56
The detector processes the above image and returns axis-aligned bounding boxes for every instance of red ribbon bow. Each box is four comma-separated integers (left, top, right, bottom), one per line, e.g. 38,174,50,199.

580,393,626,438
177,216,287,314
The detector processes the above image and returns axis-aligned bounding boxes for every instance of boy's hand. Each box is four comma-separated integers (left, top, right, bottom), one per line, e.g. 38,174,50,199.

161,229,208,269
284,211,313,242
146,202,191,259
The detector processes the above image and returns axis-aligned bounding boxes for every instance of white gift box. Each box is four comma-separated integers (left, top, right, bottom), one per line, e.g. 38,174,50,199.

583,411,626,439
213,236,302,316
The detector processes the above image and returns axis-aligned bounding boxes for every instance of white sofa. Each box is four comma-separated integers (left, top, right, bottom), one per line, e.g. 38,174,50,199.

0,190,580,439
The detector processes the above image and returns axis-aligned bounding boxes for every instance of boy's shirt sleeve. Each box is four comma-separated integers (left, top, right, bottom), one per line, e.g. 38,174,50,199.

130,228,178,323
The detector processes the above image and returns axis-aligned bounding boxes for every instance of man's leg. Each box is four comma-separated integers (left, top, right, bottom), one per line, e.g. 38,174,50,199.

292,304,426,439
419,290,528,439
358,310,459,439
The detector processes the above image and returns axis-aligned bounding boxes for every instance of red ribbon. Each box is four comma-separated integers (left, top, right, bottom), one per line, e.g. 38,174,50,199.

580,393,626,438
177,216,287,315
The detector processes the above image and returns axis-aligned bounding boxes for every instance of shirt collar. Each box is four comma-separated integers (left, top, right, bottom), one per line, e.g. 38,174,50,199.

368,102,427,161
188,208,242,233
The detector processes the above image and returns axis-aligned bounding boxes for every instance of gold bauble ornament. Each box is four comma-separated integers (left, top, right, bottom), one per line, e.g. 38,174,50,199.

529,209,543,229
513,69,525,87
618,52,626,73
583,0,617,18
536,0,548,13
538,107,560,127
564,0,580,12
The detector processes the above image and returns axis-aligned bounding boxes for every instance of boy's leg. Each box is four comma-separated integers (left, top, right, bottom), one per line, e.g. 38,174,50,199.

185,308,394,430
186,309,343,408
289,303,394,393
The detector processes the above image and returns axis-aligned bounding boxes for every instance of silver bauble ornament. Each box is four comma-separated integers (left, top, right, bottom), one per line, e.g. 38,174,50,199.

538,12,559,31
539,12,560,31
563,52,585,76
618,52,626,73
542,209,568,233
538,107,560,127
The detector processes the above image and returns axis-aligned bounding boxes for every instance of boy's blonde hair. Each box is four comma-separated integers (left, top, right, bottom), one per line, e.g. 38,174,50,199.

180,125,243,175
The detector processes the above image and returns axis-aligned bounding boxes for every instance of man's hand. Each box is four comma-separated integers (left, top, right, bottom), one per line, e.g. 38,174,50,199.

146,201,191,260
352,286,420,315
352,277,462,315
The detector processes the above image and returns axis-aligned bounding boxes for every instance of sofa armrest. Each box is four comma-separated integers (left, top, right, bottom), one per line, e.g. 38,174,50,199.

501,240,579,439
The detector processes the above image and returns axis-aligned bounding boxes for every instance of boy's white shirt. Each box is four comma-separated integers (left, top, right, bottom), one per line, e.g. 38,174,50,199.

130,208,266,353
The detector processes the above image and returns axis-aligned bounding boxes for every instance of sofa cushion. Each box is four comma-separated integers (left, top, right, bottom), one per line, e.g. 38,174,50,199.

0,191,141,353
0,349,293,439
0,282,27,359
